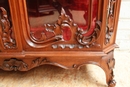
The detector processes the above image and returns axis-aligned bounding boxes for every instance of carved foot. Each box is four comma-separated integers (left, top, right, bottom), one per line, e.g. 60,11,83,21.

108,79,116,87
107,58,116,87
100,51,116,87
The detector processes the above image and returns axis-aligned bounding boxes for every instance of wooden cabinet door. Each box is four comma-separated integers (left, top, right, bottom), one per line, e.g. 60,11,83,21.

17,0,104,51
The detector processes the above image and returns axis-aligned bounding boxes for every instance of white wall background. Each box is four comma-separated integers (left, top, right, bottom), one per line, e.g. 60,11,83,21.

116,0,130,51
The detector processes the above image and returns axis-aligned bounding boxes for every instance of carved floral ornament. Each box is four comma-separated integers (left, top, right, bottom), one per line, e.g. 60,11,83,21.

30,7,102,49
107,57,116,87
105,0,116,44
1,58,28,71
0,7,16,49
0,58,56,71
0,58,48,71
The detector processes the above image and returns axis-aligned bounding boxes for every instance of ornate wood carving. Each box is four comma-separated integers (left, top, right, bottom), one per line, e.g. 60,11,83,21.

0,7,16,49
0,58,49,71
107,57,116,87
0,0,122,86
77,21,101,48
32,58,49,66
109,78,116,87
52,44,84,49
107,58,116,86
1,58,28,71
101,50,116,87
105,0,116,44
108,69,116,87
107,58,115,69
29,7,101,48
30,8,74,44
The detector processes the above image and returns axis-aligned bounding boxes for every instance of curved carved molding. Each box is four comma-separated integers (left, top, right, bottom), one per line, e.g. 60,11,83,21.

0,7,16,49
27,8,78,48
0,51,116,87
30,8,76,44
105,0,116,44
0,51,117,87
27,7,101,48
1,58,28,71
76,0,101,48
77,21,101,48
0,57,70,71
32,58,75,70
107,58,116,87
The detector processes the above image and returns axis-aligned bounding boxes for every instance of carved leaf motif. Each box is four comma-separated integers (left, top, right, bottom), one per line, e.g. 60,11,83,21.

29,6,101,48
0,7,16,49
105,0,116,44
30,8,77,47
107,58,115,69
1,58,28,71
108,15,114,31
30,8,70,44
75,0,101,48
77,21,101,47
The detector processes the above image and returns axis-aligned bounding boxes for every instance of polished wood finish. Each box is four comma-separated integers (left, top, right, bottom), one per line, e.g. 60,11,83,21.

0,0,121,87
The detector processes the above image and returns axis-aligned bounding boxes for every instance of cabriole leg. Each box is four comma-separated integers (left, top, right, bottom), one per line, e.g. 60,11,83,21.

100,51,116,87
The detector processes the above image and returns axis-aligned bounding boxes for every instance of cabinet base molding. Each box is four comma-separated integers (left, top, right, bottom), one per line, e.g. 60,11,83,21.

0,51,116,87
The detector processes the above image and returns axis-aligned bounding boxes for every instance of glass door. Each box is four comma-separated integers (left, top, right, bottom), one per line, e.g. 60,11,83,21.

23,0,101,49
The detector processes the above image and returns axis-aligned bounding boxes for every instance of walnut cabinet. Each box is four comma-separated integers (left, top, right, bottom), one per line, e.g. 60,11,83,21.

0,0,121,87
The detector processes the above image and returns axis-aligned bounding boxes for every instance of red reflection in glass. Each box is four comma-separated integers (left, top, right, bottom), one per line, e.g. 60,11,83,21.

60,0,98,36
30,26,55,39
26,0,98,39
83,0,98,36
62,26,72,41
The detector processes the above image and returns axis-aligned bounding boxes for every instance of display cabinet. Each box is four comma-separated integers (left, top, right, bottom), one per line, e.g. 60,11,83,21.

0,0,121,87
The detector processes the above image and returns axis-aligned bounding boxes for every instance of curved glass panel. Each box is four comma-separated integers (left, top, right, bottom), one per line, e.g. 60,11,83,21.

26,0,98,40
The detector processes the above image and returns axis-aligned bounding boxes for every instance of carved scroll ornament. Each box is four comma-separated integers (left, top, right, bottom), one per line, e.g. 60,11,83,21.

0,7,16,49
105,0,116,44
29,6,101,49
30,8,77,45
107,58,116,87
0,57,62,71
77,21,101,48
0,58,48,71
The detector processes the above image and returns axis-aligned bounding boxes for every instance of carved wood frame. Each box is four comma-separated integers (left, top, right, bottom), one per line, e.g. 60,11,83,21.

17,0,103,49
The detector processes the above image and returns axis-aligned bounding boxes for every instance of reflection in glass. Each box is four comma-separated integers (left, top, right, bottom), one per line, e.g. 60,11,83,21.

26,0,98,40
0,0,11,21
